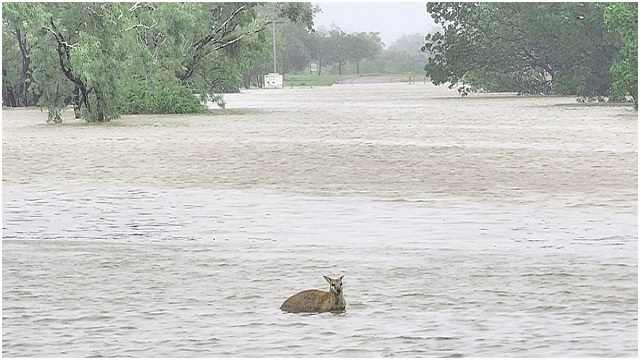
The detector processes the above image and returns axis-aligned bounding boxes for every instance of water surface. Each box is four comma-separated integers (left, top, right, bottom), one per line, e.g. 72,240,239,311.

3,83,637,356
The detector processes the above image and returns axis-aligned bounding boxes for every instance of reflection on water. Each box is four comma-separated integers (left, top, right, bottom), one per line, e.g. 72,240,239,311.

2,83,637,356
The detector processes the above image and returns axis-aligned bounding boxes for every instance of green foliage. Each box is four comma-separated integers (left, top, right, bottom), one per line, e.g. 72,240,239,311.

279,22,315,73
21,2,132,122
2,3,41,107
118,76,204,115
423,2,625,99
604,3,638,107
344,32,383,74
261,26,382,77
462,70,520,93
2,19,27,106
309,29,339,75
30,35,71,123
2,2,315,123
361,33,427,74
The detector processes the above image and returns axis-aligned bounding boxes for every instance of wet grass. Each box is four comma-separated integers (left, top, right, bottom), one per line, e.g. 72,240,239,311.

283,73,422,87
284,74,344,87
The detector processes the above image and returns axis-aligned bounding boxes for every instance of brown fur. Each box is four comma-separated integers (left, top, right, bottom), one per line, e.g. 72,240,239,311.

280,275,346,313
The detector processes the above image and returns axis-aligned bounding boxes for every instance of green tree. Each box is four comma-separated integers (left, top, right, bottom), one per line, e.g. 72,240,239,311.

423,3,622,98
128,3,314,95
3,2,315,123
2,3,38,107
345,32,383,75
307,30,339,75
30,32,73,123
604,3,638,107
126,3,267,100
281,22,314,73
328,28,349,75
31,3,131,122
361,33,427,74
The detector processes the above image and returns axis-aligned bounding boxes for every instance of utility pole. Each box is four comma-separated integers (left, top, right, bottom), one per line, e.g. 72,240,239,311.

264,20,284,89
272,22,277,73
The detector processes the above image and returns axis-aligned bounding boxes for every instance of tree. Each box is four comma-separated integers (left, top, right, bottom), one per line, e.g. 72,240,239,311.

328,28,349,75
345,32,383,75
2,2,315,123
604,3,638,107
281,22,314,73
423,2,623,98
30,29,73,123
308,30,339,75
361,33,427,74
128,2,314,93
126,3,269,99
32,3,131,122
233,3,316,86
2,3,38,107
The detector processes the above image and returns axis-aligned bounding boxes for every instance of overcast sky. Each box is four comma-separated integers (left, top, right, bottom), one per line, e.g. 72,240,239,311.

313,2,436,46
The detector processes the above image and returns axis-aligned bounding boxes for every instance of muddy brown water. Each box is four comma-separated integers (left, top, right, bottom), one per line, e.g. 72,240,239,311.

3,83,637,356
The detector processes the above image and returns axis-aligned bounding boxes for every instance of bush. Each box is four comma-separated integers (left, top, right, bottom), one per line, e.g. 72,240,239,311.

462,70,519,92
118,77,205,115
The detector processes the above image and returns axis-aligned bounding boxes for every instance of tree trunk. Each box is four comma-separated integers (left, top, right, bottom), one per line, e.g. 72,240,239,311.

3,85,17,107
72,86,81,118
539,64,554,95
338,62,342,75
242,73,251,89
15,26,33,106
318,59,322,75
96,93,106,122
356,61,360,75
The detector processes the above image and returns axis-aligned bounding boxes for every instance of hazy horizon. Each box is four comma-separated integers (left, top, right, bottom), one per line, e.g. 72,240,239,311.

313,1,436,46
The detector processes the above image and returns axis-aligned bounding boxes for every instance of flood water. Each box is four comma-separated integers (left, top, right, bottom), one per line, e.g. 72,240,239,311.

3,83,638,356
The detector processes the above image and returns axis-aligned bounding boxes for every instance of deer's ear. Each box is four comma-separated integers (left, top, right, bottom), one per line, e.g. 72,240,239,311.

339,275,344,281
323,275,331,283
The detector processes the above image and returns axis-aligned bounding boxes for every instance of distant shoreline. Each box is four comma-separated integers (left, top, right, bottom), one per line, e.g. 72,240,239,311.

334,73,424,84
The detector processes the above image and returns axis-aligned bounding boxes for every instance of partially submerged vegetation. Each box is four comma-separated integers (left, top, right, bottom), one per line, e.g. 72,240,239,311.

2,2,314,122
423,2,638,107
2,2,419,123
2,2,636,125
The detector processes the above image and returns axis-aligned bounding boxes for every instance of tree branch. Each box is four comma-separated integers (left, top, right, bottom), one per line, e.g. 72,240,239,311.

179,5,255,81
43,17,91,112
124,23,151,32
212,25,267,51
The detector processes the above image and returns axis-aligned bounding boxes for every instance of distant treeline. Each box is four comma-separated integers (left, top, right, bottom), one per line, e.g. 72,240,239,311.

423,2,638,106
263,25,427,78
2,2,315,122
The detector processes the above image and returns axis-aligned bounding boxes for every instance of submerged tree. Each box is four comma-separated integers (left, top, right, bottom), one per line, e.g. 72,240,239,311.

422,2,626,99
1,2,314,123
18,2,136,122
604,3,638,107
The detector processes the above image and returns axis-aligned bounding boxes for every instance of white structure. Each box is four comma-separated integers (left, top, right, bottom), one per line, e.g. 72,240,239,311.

309,62,318,73
264,73,283,89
